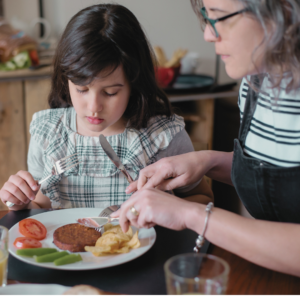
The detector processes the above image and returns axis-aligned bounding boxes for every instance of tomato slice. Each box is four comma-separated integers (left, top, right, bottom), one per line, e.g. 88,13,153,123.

13,237,42,249
19,218,47,240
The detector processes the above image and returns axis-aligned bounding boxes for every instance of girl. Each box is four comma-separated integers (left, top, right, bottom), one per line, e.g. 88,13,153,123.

0,4,213,210
114,0,300,277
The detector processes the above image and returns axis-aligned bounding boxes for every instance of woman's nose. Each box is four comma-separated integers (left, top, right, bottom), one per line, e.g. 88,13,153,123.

203,25,219,43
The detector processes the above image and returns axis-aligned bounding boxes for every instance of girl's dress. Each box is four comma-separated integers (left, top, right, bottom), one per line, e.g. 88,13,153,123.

28,107,197,208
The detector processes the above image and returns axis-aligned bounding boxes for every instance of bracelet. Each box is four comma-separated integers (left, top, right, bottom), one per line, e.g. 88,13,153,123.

193,202,214,253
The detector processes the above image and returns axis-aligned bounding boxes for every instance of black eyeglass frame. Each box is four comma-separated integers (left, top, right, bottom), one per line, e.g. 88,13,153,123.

200,7,248,37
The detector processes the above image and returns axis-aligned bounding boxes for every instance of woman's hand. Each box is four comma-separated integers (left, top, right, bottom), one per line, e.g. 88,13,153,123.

126,150,234,194
0,170,40,210
126,151,211,194
111,188,200,233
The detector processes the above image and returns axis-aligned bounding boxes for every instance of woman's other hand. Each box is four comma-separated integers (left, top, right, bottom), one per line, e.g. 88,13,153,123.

126,151,210,194
126,150,234,194
0,170,40,210
111,188,202,233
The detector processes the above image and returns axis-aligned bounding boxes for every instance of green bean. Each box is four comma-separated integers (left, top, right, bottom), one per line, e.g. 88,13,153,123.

54,253,82,266
35,251,69,263
16,248,57,257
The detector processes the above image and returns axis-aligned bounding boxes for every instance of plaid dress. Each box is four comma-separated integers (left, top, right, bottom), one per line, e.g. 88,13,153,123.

29,108,185,209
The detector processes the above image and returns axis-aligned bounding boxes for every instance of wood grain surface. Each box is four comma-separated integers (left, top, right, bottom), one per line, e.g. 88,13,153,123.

211,245,300,295
0,82,27,211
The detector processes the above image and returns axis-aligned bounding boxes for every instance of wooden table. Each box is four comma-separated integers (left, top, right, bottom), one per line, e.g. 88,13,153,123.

211,246,300,295
1,210,300,295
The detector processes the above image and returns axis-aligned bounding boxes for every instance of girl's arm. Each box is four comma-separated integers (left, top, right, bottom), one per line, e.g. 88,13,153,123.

28,190,51,209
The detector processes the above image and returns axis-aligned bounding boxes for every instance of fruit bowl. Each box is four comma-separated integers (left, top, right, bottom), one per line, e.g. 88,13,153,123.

155,65,181,88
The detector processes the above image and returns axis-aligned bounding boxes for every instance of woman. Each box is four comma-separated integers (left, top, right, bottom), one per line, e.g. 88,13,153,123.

112,0,300,277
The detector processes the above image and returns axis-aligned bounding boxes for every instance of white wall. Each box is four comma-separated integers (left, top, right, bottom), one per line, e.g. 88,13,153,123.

3,0,233,83
3,0,39,36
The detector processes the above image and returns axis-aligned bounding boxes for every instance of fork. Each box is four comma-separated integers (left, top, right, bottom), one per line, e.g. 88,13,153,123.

98,205,121,217
94,217,119,232
6,153,81,208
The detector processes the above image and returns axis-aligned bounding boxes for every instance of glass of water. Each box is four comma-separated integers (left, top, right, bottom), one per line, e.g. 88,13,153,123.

164,253,230,295
0,226,8,287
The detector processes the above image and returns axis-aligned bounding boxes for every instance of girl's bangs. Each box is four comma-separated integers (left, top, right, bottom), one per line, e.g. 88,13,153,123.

62,45,122,86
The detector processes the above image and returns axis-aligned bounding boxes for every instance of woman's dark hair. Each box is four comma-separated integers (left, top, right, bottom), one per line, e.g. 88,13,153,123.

190,0,300,93
48,4,173,129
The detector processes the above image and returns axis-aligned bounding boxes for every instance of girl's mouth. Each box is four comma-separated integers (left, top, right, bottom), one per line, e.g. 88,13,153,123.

87,117,104,125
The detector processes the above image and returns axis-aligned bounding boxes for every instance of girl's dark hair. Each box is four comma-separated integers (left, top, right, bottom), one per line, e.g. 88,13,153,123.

190,0,300,93
49,4,172,129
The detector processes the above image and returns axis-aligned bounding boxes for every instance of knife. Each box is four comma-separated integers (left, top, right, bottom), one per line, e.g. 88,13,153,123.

77,216,119,229
99,134,133,183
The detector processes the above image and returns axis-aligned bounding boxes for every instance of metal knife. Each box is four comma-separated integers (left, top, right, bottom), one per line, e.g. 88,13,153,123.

77,216,119,230
99,134,133,183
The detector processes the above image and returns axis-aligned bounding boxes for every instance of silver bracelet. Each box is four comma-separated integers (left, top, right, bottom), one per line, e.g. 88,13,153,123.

193,202,214,252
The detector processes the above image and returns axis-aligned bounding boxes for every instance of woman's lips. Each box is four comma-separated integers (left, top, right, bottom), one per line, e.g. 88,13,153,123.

221,55,230,61
87,117,104,125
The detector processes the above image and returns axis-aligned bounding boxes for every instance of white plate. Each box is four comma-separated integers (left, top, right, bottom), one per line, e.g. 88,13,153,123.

9,208,156,270
0,284,70,295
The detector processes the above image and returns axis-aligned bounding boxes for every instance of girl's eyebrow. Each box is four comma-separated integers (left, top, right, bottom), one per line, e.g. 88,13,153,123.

103,83,124,88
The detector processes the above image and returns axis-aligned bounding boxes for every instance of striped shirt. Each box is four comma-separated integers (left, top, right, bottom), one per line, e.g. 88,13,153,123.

238,75,300,167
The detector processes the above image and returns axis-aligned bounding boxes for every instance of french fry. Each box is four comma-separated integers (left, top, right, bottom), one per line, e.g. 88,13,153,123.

85,225,141,257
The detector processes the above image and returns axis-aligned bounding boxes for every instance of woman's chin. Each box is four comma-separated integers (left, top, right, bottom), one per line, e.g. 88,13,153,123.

225,66,246,80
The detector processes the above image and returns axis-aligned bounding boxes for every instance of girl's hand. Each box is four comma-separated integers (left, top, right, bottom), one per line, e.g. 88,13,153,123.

111,188,198,233
125,151,211,194
0,171,40,209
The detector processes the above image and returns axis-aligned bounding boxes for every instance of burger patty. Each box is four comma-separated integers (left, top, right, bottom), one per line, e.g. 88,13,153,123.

53,223,102,252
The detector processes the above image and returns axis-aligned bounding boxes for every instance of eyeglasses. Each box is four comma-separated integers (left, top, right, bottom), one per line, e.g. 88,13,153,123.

200,7,248,38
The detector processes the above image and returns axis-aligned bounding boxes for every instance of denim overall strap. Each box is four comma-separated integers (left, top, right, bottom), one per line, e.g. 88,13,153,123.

238,75,261,145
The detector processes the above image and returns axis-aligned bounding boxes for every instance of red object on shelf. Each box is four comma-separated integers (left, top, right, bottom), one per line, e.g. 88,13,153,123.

29,49,40,66
155,65,181,88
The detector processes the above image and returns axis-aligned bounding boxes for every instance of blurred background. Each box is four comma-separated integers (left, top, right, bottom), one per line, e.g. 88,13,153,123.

1,0,234,83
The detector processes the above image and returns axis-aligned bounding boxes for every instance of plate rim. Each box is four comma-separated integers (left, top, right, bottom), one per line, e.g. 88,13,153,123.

8,208,156,270
0,283,70,295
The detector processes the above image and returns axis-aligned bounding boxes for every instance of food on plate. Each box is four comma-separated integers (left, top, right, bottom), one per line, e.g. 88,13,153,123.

32,250,82,266
19,218,47,240
154,46,187,68
16,247,57,257
13,237,42,249
35,251,69,263
85,224,140,256
53,223,102,252
63,284,105,295
53,253,82,266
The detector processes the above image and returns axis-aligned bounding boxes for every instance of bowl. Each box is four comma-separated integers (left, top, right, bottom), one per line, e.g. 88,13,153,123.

155,65,181,88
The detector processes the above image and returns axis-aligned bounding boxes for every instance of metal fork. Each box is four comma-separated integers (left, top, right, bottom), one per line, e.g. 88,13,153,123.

98,205,121,217
95,217,119,232
6,153,81,208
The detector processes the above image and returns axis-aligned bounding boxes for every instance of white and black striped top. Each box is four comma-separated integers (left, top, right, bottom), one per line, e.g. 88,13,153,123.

238,76,300,167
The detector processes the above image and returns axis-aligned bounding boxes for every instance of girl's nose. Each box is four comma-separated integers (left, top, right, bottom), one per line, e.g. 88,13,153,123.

88,94,103,113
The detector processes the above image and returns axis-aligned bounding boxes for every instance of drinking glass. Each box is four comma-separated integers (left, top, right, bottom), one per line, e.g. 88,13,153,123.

164,253,230,295
0,226,8,287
